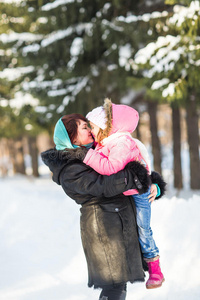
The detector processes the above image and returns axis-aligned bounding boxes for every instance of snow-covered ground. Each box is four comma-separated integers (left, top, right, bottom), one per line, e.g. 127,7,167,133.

1,166,200,300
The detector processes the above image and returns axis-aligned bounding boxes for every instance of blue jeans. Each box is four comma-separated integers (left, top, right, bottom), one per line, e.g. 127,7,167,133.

132,188,159,259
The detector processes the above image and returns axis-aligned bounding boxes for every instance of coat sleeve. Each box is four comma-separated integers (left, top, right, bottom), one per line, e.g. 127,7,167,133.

59,162,147,200
83,137,140,175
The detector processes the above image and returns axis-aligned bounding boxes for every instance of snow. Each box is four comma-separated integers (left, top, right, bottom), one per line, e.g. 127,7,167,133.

162,83,175,98
37,17,48,24
34,106,47,113
67,37,83,71
107,64,118,71
130,0,200,95
134,35,181,66
191,59,200,66
151,78,170,90
102,19,124,32
189,44,200,51
41,0,75,11
23,79,63,91
22,44,40,55
117,11,168,23
41,28,74,48
132,35,186,80
169,1,200,27
0,66,34,81
0,32,43,44
0,0,21,2
119,44,132,68
48,89,68,97
62,95,70,106
23,24,91,53
70,37,83,56
71,76,88,96
1,163,200,300
102,3,111,14
0,92,39,109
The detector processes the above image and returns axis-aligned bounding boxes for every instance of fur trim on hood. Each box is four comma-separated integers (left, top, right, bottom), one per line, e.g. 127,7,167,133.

103,98,139,137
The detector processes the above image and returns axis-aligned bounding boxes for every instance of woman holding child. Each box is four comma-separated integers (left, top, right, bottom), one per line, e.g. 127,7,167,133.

41,99,166,300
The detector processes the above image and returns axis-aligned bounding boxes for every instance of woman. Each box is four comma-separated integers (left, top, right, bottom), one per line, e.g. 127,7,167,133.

41,114,165,300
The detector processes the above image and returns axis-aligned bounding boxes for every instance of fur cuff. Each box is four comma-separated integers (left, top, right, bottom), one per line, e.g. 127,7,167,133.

126,161,151,194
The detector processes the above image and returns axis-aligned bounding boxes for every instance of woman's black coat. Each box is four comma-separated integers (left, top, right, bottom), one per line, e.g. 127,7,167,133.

41,149,150,289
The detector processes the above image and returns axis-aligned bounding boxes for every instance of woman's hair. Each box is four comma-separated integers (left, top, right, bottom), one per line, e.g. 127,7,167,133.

61,114,87,143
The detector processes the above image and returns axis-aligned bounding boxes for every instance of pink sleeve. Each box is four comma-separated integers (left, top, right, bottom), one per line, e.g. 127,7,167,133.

83,138,140,175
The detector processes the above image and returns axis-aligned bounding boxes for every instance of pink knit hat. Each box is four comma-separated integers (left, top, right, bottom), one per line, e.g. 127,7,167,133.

86,106,107,129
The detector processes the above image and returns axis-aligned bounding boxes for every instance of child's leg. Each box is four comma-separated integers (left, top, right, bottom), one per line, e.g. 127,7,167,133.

132,189,164,289
132,188,159,259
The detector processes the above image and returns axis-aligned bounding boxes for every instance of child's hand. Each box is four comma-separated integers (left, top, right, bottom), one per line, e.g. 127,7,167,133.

148,184,157,203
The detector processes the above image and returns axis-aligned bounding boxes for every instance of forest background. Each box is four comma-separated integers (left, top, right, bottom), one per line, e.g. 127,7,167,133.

0,0,199,190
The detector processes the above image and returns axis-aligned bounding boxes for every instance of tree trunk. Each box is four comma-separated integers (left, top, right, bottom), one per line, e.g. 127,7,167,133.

28,136,39,177
135,118,142,140
0,138,9,176
171,104,183,189
186,95,200,189
148,102,162,174
8,138,26,175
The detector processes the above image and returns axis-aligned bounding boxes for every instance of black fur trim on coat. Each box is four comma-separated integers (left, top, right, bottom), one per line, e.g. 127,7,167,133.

62,147,89,161
150,171,167,199
125,161,151,195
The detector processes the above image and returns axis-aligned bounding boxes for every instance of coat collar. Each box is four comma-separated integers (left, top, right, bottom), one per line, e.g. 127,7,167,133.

101,131,132,146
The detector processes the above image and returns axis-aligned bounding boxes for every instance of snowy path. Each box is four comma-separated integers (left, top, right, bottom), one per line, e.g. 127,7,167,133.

1,175,200,300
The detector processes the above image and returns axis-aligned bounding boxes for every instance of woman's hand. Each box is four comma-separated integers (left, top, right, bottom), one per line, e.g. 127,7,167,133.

148,184,157,203
150,171,167,199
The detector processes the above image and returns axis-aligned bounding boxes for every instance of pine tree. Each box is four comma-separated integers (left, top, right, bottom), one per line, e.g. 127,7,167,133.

1,0,168,124
1,0,177,179
116,1,170,175
0,0,51,175
128,0,200,189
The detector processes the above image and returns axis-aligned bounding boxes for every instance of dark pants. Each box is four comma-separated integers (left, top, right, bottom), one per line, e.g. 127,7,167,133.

99,284,127,300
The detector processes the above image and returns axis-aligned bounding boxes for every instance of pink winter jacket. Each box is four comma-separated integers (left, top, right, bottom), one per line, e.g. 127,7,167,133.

83,103,151,195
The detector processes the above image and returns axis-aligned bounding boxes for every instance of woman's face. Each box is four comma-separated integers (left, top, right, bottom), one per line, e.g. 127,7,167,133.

73,120,94,146
89,122,100,142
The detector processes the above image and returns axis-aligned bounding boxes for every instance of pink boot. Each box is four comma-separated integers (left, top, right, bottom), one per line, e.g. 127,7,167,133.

146,257,165,289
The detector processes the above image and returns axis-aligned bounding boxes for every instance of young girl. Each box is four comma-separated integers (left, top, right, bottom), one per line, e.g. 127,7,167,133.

83,99,165,289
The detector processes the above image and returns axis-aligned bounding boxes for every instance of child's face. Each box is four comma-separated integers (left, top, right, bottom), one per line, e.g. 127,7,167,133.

89,122,100,142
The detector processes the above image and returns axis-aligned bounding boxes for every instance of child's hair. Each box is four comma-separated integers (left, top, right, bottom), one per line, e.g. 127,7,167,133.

96,128,105,144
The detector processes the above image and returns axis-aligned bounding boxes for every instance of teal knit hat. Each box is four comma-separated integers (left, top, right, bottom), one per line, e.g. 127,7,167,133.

53,117,74,150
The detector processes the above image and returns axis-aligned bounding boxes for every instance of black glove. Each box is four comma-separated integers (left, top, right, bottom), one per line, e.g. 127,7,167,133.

150,171,167,199
62,147,89,161
125,161,151,194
